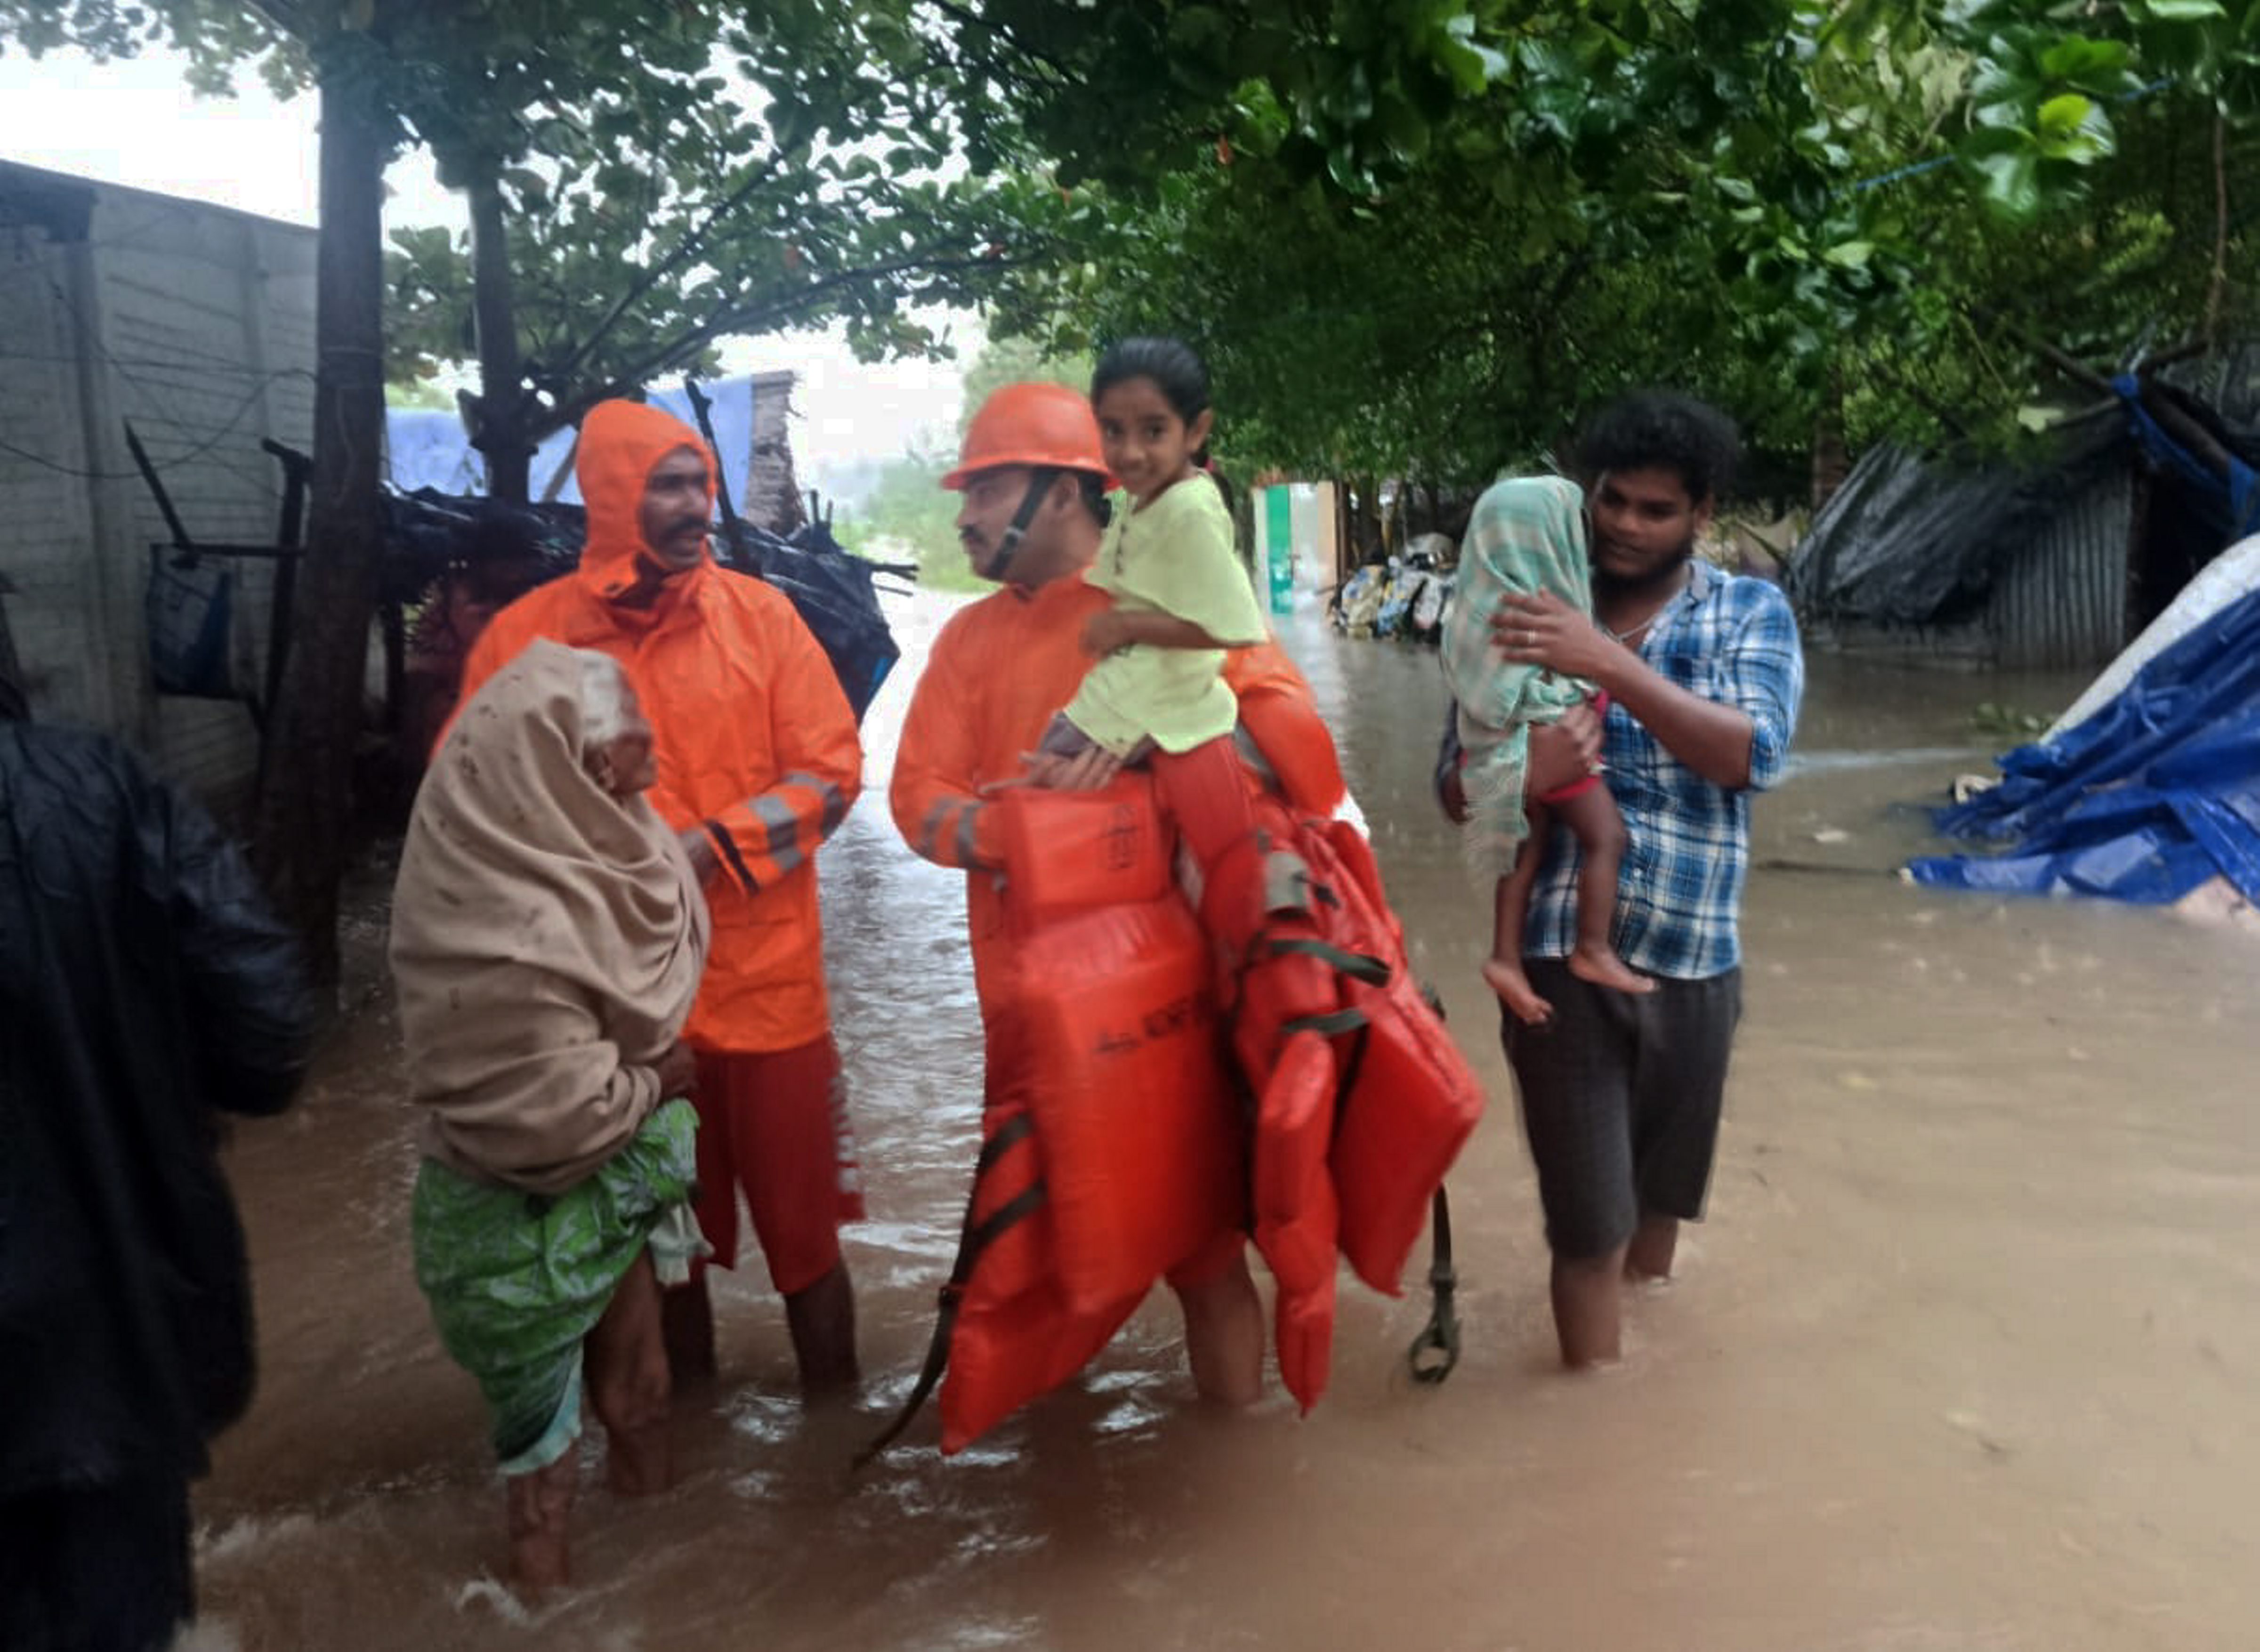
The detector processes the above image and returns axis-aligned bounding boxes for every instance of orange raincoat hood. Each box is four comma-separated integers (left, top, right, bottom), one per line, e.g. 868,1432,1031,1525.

575,399,718,602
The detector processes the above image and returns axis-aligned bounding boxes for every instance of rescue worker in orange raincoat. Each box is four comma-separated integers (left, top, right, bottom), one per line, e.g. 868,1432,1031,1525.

455,399,865,1396
889,381,1348,1406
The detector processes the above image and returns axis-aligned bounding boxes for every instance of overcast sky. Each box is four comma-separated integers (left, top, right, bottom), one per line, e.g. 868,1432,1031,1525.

0,44,970,486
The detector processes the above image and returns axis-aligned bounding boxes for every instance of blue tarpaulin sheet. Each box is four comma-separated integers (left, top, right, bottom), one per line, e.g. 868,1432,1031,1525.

2115,372,2260,545
385,379,764,503
1906,585,2260,903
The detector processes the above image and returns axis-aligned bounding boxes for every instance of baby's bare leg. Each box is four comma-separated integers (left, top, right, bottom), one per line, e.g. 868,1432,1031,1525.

1482,809,1556,1025
1554,785,1652,997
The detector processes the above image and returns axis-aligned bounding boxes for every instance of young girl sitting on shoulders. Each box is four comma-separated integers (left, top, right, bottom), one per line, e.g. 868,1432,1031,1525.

1027,337,1268,878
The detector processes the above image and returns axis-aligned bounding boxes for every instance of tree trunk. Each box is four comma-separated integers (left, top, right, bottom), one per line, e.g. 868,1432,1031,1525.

1810,372,1849,511
1351,475,1380,564
468,174,532,503
249,71,391,985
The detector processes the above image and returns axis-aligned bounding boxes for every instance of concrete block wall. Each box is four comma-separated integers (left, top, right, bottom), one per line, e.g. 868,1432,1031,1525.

0,163,317,809
0,218,112,728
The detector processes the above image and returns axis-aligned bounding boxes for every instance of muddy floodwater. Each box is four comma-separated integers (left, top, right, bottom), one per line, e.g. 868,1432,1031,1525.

185,588,2260,1652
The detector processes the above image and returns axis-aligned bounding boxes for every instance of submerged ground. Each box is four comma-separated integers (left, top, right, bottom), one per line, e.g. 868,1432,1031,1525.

186,591,2260,1652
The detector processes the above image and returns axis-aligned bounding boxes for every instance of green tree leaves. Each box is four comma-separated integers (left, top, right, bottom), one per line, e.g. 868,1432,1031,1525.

966,0,2257,484
9,0,2255,491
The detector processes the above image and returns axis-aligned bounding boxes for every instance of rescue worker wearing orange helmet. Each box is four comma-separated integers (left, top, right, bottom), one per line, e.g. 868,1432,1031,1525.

890,380,1348,1407
454,399,865,1397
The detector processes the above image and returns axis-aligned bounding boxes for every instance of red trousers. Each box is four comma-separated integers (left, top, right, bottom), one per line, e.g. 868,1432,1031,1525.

690,1037,865,1295
1150,734,1259,867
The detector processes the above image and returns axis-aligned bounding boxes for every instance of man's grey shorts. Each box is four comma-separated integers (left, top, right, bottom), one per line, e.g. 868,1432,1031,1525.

1500,959,1743,1261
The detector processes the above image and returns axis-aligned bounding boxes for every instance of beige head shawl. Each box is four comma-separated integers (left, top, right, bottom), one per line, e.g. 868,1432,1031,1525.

390,639,710,1192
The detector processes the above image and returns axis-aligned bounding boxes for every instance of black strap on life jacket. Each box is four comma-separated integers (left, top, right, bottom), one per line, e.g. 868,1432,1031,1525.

1261,866,1461,1390
1283,1006,1371,1040
1406,1185,1461,1383
852,1112,1049,1469
1263,934,1392,987
1407,982,1461,1384
1252,865,1380,1123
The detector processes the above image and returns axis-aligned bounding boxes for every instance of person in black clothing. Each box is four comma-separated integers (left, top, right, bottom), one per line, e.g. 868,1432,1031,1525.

0,662,315,1651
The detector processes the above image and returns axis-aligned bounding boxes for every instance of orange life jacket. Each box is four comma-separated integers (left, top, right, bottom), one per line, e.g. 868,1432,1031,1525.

1204,795,1488,1412
934,774,1247,1452
1251,1028,1342,1412
877,571,1372,1453
906,777,1481,1450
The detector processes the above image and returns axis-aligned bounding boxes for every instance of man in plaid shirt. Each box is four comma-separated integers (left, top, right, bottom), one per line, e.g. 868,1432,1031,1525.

1441,392,1803,1368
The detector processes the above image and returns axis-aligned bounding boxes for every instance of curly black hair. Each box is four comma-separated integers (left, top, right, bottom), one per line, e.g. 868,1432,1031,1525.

1575,392,1740,506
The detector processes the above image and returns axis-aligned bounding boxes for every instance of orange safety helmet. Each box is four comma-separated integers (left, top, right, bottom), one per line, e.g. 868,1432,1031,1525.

941,381,1113,491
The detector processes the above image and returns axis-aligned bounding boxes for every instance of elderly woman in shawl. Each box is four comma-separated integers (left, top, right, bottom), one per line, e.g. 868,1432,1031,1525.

391,639,710,1590
1441,475,1651,1025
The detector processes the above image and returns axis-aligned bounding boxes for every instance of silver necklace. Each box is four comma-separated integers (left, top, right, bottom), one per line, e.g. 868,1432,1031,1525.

1602,612,1659,646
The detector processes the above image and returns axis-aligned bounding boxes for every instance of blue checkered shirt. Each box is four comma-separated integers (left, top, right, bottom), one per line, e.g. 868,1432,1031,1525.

1523,562,1803,979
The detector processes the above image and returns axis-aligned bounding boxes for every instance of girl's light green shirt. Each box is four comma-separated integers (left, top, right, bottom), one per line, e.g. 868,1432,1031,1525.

1066,473,1267,756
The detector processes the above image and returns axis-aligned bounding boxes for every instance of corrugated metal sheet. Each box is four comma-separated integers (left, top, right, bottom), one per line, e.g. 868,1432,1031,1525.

1989,467,2132,669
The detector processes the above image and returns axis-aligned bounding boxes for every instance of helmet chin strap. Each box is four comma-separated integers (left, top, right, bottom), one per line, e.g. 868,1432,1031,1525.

986,467,1057,584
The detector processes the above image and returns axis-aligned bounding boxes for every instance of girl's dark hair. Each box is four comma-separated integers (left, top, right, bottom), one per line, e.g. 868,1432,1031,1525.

1091,336,1211,425
1576,391,1740,506
1204,461,1237,519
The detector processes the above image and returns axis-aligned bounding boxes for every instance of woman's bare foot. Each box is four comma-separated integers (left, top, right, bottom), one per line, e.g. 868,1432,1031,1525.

505,1455,576,1591
1482,956,1554,1024
1566,943,1654,997
510,1531,571,1593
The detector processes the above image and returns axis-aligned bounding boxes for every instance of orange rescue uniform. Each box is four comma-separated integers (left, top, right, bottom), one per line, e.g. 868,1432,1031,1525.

456,401,862,1056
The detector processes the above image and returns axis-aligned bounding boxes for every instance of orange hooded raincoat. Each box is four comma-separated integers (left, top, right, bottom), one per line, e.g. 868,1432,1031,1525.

889,568,1342,1002
456,400,862,1054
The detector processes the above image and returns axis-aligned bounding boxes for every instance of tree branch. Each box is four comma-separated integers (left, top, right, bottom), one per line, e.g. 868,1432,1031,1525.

2135,381,2234,479
2009,318,2234,479
2025,332,2111,397
241,0,311,40
923,0,1077,85
550,152,788,388
531,248,1025,443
